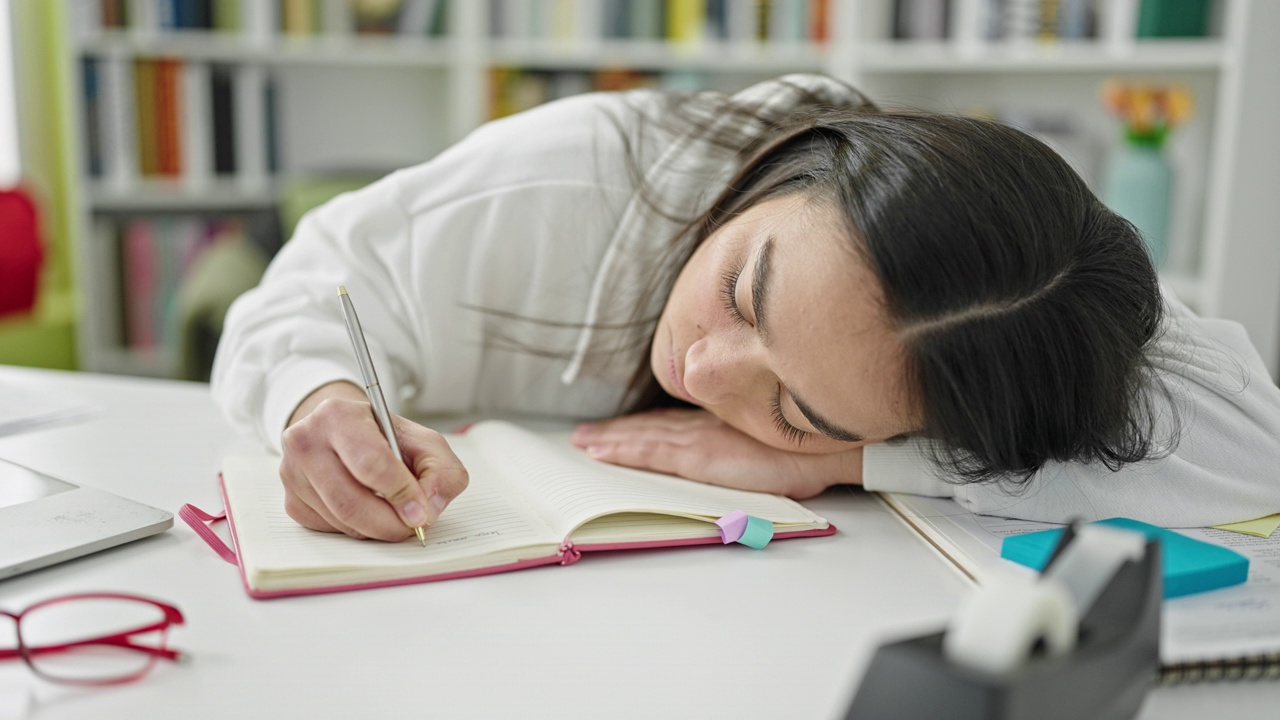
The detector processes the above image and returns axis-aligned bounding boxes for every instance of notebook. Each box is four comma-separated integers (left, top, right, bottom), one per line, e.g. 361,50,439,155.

0,457,174,579
183,420,835,599
878,492,1280,683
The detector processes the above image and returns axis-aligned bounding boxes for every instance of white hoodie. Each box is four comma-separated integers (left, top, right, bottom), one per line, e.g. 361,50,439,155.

212,75,1280,527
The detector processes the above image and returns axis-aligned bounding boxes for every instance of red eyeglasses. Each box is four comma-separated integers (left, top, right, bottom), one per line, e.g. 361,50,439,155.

1,593,185,686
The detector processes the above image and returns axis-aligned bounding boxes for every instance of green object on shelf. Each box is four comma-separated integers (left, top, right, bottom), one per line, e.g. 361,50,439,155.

1137,0,1211,38
177,237,269,382
1104,140,1174,268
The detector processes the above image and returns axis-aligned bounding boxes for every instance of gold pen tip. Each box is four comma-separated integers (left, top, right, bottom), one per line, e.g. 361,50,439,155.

337,285,348,296
415,526,427,547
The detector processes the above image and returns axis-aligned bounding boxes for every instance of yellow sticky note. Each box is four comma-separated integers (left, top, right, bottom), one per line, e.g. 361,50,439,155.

1212,513,1280,539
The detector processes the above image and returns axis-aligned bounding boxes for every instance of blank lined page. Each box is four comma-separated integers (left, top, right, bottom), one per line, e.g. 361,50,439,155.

468,422,827,537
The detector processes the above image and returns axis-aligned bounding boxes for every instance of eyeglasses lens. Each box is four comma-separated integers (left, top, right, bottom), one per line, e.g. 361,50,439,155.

21,597,167,683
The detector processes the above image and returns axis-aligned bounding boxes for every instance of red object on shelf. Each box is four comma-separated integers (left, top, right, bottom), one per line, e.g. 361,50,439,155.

0,186,44,318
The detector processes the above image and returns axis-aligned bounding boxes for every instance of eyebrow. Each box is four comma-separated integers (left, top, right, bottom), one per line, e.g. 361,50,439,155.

750,237,865,444
791,390,865,443
751,236,774,343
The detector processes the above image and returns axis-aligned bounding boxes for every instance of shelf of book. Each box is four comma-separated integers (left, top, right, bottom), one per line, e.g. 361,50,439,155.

855,39,1228,73
487,38,829,72
88,179,280,211
46,0,1280,379
77,30,456,68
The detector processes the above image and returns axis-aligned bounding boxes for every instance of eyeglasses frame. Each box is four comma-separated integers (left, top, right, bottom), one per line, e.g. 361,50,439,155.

0,592,185,686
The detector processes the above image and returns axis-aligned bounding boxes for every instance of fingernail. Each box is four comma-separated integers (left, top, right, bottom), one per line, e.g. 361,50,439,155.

572,423,595,440
401,500,427,526
586,445,606,459
428,494,449,522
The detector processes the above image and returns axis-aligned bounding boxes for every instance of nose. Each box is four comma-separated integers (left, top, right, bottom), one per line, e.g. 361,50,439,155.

682,334,757,407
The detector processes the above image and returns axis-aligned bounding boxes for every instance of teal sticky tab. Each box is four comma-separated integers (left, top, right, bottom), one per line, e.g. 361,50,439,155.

1000,517,1249,599
737,515,774,550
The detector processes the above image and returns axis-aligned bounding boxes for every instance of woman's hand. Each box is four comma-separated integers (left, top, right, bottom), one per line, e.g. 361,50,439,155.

571,408,862,498
279,382,469,541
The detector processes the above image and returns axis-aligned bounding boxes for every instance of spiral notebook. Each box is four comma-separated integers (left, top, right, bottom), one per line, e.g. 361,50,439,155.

877,492,1280,684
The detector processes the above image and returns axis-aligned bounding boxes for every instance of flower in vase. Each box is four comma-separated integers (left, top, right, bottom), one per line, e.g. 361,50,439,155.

1101,80,1195,146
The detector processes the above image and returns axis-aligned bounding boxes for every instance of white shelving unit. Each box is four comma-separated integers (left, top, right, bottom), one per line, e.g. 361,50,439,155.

54,0,1280,378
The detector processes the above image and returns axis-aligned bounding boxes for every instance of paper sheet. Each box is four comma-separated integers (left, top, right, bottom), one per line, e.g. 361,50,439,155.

0,380,99,437
881,493,1280,664
1212,513,1280,539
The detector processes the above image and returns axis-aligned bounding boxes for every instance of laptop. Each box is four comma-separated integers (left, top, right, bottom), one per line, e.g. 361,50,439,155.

0,457,173,579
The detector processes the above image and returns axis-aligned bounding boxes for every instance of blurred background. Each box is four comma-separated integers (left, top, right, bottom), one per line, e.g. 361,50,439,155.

1,0,1277,383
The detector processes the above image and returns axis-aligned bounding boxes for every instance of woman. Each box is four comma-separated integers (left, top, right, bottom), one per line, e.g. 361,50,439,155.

211,74,1280,542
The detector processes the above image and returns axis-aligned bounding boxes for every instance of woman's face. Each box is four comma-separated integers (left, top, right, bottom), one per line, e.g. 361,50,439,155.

651,194,919,453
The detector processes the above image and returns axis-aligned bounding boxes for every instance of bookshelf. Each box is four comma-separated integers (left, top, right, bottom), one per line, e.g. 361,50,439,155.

49,0,1280,379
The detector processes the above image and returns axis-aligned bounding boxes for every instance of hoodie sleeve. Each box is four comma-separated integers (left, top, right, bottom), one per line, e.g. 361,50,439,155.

209,176,419,453
862,293,1280,527
210,91,641,452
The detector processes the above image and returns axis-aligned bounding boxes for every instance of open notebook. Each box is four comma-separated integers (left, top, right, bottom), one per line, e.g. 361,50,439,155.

878,492,1280,683
185,421,833,599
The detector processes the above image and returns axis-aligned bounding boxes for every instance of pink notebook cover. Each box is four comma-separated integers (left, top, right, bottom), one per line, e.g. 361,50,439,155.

181,474,838,600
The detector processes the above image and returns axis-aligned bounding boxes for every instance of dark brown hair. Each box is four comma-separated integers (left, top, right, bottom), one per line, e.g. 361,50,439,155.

617,86,1170,485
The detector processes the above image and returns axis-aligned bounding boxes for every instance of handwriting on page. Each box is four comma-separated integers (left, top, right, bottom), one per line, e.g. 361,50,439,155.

229,454,558,572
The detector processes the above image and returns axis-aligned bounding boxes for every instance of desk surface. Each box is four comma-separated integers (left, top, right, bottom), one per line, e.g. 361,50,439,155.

0,366,1275,719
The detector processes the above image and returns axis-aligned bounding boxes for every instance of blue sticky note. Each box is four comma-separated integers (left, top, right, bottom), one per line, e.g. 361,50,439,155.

1000,518,1249,598
737,515,774,550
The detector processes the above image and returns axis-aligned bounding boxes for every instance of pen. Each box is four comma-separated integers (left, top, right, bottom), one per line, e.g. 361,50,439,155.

337,285,428,547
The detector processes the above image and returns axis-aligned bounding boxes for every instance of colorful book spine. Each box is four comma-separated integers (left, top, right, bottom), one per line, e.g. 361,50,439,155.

133,59,159,177
232,64,268,188
666,0,706,43
489,0,823,44
182,61,213,188
768,0,807,44
99,55,139,188
210,64,237,175
281,0,319,35
155,58,183,178
100,0,128,28
893,0,949,41
116,215,231,354
211,0,241,31
628,0,664,40
1136,0,1210,38
122,218,157,349
81,58,103,179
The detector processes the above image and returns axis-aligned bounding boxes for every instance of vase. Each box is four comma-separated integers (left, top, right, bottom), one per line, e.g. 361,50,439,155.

1103,141,1174,267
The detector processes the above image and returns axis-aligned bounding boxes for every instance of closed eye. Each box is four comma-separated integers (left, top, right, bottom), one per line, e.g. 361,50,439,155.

770,389,810,447
720,267,749,326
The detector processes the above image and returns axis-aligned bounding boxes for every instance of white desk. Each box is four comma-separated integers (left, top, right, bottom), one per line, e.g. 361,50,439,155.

0,366,1276,719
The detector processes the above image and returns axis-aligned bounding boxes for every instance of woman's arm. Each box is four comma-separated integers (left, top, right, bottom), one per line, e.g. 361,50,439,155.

571,408,863,499
210,176,421,452
864,293,1280,527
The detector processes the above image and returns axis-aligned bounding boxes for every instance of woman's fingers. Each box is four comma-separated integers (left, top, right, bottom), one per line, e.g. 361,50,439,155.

281,426,416,541
281,480,366,539
393,416,470,522
280,397,469,542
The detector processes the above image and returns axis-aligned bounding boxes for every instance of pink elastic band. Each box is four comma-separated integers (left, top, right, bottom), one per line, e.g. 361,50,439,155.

178,504,238,566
